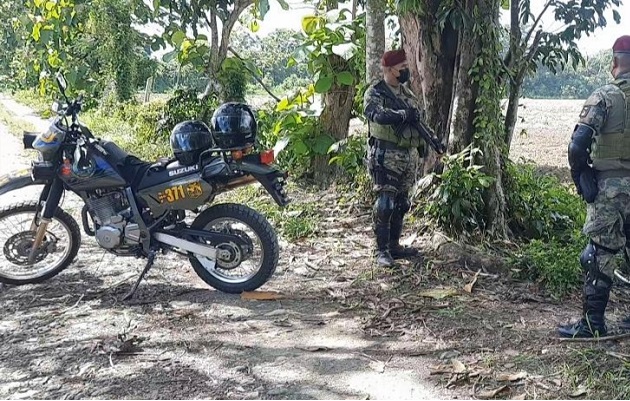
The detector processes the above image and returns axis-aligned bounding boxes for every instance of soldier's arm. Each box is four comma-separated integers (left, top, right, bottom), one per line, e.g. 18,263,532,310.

363,87,409,125
568,90,609,173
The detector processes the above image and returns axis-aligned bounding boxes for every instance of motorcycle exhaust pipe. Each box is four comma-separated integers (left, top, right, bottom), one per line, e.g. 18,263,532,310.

154,233,217,259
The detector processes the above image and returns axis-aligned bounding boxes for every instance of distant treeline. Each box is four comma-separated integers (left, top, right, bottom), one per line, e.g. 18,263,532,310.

522,50,611,99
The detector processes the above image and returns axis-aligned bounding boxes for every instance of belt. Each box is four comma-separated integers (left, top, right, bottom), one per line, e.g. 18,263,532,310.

371,138,407,151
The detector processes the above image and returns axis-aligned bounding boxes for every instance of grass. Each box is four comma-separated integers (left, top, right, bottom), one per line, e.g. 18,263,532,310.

216,183,321,241
560,347,630,399
0,104,37,137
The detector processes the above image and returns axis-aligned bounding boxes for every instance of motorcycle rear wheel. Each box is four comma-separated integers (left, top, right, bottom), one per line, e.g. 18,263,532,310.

188,203,279,293
0,201,81,285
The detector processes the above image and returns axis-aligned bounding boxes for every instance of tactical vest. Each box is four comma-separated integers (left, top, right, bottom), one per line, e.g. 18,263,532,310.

369,84,422,149
591,79,630,171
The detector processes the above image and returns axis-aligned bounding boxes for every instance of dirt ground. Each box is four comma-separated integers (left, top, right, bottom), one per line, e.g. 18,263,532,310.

0,96,629,400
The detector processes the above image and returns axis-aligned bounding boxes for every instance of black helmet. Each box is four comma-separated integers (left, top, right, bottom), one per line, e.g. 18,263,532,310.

210,102,257,149
170,120,214,166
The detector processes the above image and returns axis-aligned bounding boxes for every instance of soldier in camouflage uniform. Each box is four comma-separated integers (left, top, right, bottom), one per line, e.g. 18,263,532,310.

363,49,435,267
559,35,630,338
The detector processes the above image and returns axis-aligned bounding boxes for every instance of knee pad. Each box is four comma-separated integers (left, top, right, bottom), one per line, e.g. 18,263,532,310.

373,191,395,225
395,193,411,215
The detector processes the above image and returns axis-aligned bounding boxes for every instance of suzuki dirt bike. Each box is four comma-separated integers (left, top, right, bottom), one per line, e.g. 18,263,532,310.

0,73,289,299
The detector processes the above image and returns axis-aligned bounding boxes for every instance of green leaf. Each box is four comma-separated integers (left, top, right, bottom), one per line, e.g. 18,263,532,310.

501,0,509,10
39,28,53,45
314,75,333,93
31,23,41,41
293,139,308,155
276,98,290,111
249,20,260,33
276,0,289,10
257,0,270,18
312,135,334,154
162,49,178,63
152,0,160,12
301,16,319,35
171,30,186,47
336,71,354,85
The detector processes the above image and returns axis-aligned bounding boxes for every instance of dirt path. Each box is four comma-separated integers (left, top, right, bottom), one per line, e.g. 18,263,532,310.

0,99,455,399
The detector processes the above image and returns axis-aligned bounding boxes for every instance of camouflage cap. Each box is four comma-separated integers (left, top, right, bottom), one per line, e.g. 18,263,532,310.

613,35,630,54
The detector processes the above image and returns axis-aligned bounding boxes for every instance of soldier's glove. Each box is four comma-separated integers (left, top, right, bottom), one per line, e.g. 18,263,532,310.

570,169,582,194
579,166,598,204
401,108,419,123
433,139,447,155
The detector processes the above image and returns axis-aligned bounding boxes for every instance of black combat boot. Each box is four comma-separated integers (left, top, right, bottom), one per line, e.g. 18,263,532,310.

374,224,395,267
558,280,610,338
389,212,418,260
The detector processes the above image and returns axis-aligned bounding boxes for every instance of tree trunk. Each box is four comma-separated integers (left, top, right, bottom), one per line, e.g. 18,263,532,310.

481,143,508,238
365,0,386,82
475,0,507,239
400,7,458,173
503,78,522,150
311,55,357,186
450,0,478,154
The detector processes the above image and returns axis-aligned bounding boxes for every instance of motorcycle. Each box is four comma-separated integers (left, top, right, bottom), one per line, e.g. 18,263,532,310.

0,72,289,299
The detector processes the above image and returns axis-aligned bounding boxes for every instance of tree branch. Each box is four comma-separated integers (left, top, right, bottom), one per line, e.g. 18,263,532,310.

523,0,552,46
558,332,630,343
228,46,281,102
218,0,254,62
208,8,219,73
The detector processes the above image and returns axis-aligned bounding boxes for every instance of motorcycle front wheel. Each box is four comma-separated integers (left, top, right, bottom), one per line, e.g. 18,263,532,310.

0,201,81,285
188,203,279,293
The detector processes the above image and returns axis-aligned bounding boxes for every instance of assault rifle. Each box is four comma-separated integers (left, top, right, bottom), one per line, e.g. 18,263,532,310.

384,84,446,155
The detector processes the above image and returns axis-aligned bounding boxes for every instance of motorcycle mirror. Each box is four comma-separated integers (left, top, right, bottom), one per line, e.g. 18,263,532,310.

51,101,61,114
55,71,68,92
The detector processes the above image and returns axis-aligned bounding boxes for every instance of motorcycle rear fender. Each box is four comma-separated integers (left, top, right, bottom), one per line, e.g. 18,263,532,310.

0,168,38,197
234,162,289,207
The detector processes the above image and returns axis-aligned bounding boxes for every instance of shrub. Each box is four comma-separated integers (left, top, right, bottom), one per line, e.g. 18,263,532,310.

505,160,584,240
513,229,586,297
421,146,494,236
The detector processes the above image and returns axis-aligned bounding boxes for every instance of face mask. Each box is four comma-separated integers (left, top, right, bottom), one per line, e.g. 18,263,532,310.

397,68,410,84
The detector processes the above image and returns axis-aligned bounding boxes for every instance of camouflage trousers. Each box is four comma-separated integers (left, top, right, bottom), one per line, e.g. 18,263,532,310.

583,176,630,280
366,139,420,194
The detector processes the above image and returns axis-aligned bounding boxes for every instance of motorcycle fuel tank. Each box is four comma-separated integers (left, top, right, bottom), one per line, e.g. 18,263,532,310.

137,169,213,213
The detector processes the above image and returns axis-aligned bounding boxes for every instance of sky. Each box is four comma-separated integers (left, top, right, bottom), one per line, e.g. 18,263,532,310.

252,0,630,56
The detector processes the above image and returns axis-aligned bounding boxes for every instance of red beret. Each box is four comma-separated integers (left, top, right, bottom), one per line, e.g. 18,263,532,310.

381,49,407,67
613,35,630,54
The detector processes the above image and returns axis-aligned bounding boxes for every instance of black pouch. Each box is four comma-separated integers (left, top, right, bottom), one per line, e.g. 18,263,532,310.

579,166,598,203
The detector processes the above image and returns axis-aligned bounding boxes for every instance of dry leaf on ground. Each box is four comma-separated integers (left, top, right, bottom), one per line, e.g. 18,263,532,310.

452,359,467,373
241,291,285,301
418,288,458,299
497,371,528,382
570,385,587,397
476,385,509,399
464,270,481,293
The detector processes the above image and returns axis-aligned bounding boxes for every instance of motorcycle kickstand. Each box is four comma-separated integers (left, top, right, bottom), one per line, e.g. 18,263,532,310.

122,250,157,301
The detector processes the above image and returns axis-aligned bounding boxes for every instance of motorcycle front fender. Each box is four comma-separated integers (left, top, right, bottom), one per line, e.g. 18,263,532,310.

0,168,37,197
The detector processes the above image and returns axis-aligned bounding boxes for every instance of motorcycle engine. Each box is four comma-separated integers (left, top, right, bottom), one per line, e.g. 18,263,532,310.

87,190,140,249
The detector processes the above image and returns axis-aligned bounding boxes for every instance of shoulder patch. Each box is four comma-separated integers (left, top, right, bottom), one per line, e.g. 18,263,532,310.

579,106,591,119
